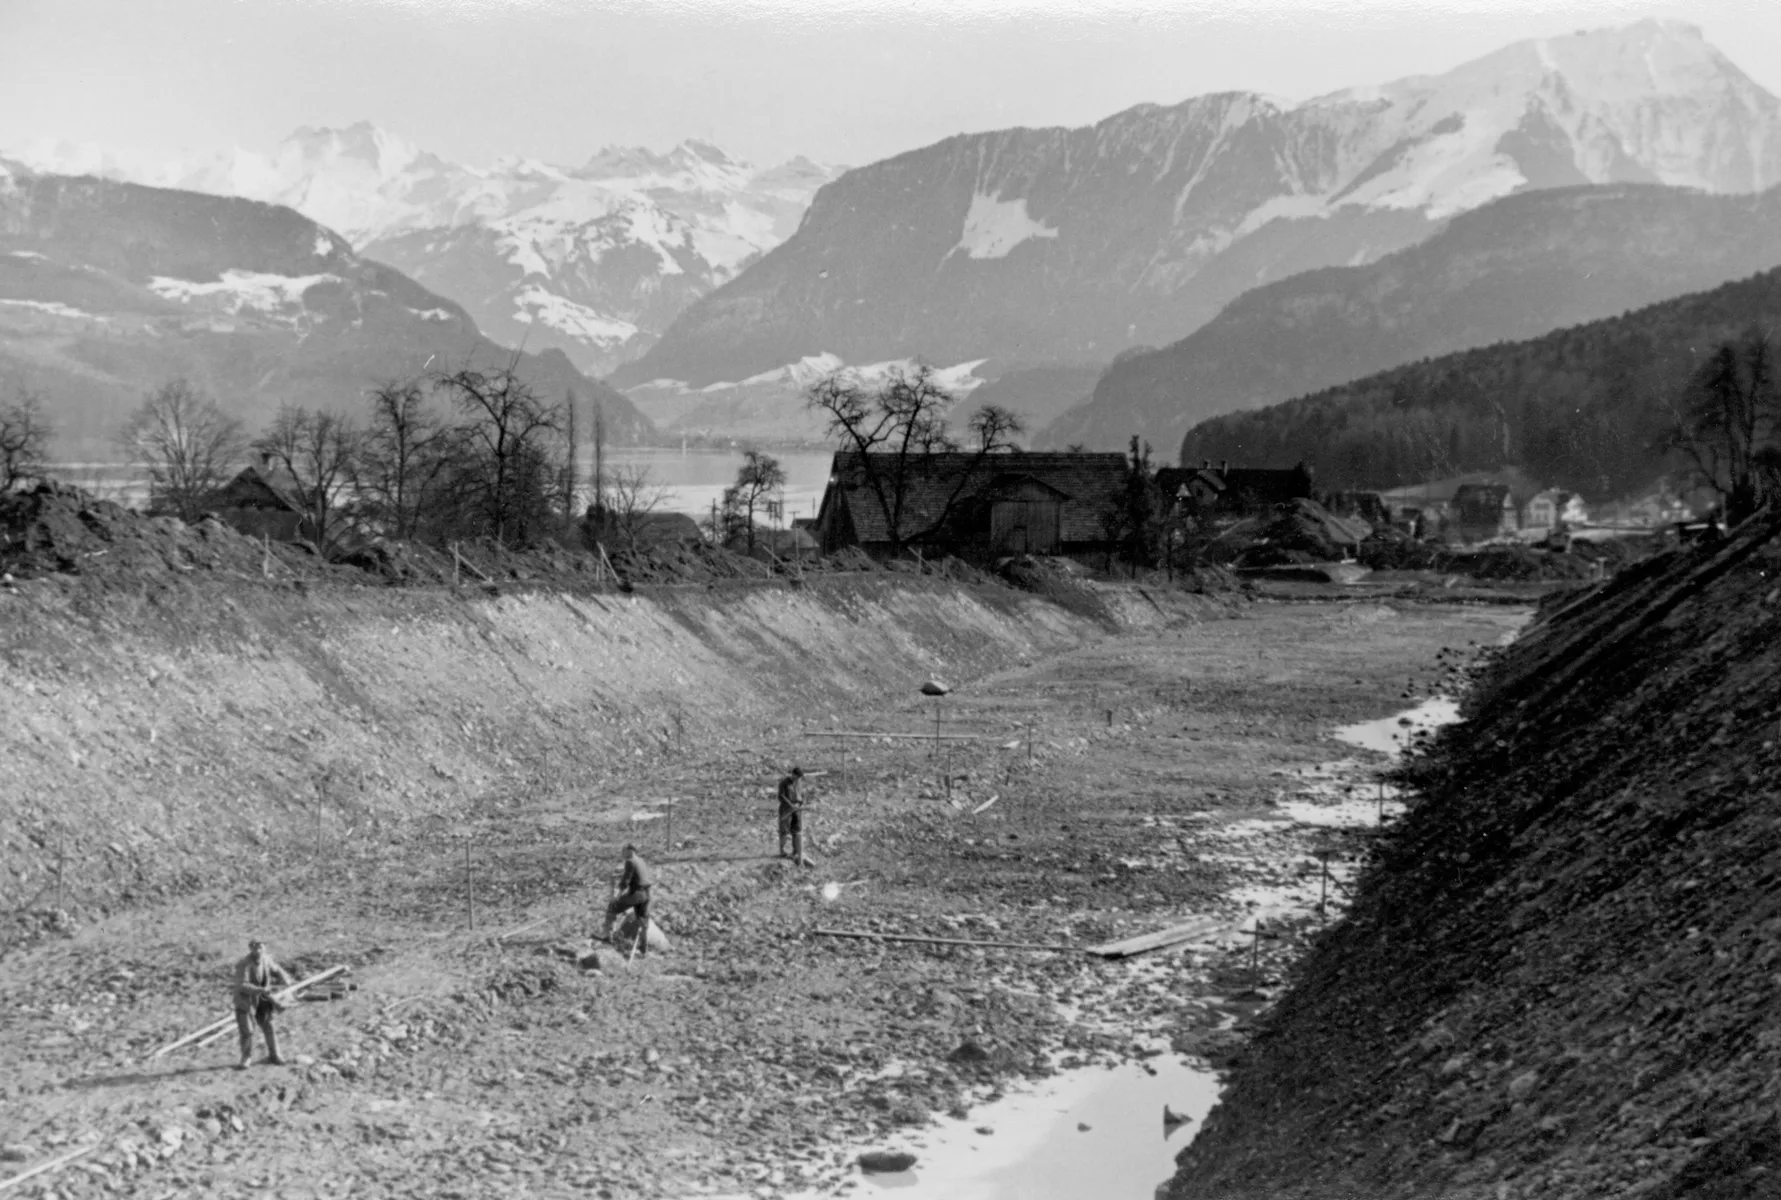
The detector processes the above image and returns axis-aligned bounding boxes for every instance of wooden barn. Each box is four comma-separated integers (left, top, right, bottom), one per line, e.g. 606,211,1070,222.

815,450,1129,561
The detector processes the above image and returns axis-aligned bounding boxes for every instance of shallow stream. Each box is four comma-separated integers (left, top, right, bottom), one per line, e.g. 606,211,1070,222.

792,1055,1221,1200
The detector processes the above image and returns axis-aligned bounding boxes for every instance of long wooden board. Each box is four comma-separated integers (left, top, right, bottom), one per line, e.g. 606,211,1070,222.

813,928,1080,953
803,732,984,741
147,964,351,1059
1086,917,1229,959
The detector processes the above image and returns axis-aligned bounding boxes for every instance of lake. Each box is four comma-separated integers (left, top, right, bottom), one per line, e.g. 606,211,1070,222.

47,448,839,524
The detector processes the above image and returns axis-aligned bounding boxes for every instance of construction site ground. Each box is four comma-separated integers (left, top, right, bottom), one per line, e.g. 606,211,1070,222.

0,597,1528,1199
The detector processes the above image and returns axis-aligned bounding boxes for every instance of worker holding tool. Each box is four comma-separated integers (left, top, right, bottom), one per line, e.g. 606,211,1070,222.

600,843,654,954
232,939,293,1069
777,766,813,867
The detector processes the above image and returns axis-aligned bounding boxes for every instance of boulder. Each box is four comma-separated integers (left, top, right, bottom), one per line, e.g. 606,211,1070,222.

858,1150,917,1173
614,916,673,953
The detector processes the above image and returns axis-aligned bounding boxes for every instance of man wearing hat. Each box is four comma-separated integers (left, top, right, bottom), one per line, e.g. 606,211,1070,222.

232,939,293,1069
777,766,811,867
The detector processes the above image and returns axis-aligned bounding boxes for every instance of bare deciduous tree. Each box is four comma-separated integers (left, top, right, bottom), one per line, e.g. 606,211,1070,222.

253,405,363,556
430,356,562,545
118,379,247,521
0,388,54,491
725,449,785,553
1665,330,1781,526
605,464,671,554
806,363,1024,555
363,378,453,540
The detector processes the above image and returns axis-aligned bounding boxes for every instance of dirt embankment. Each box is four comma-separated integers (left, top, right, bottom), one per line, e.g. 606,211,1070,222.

1,561,1222,948
1169,511,1781,1200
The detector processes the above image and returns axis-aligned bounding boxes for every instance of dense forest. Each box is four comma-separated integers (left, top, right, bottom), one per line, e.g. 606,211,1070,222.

1177,268,1781,501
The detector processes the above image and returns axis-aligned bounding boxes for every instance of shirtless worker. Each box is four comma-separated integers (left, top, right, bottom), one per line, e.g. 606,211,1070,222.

600,843,654,954
777,766,812,867
232,939,293,1069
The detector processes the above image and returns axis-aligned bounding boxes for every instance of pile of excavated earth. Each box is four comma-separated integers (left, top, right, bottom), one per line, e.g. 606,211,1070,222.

1171,508,1781,1199
0,481,1542,1199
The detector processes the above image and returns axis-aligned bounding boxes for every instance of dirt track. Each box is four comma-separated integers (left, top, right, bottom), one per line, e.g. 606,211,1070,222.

0,596,1525,1199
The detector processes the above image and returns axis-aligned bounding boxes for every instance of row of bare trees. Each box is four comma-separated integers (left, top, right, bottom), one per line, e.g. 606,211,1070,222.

109,358,665,557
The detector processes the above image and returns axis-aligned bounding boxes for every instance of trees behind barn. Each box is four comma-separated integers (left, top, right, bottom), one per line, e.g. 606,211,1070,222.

114,357,586,557
117,379,249,523
806,364,1023,556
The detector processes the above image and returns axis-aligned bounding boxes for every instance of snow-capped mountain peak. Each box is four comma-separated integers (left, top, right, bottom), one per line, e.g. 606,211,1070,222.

1,122,847,378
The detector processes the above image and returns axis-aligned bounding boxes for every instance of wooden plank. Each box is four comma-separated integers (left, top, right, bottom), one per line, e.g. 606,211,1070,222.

1086,917,1229,959
813,928,1080,953
0,1142,101,1193
147,964,351,1059
803,731,984,741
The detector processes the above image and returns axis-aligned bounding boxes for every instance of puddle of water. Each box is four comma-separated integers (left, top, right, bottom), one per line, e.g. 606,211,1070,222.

1331,696,1461,756
795,1057,1220,1200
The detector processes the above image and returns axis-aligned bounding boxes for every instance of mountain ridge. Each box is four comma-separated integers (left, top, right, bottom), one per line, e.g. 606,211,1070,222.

614,20,1781,408
4,124,846,378
1037,182,1781,452
0,163,652,457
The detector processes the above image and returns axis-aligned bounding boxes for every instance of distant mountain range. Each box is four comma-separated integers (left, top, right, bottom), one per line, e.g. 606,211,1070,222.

613,20,1781,445
0,163,650,457
1175,264,1781,502
7,124,844,378
1037,183,1781,451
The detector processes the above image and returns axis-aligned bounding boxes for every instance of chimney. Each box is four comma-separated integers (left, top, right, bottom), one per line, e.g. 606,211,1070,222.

1221,460,1229,473
1201,459,1210,470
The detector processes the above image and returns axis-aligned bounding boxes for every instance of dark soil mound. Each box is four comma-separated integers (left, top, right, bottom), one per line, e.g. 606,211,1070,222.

1171,510,1781,1200
1234,498,1369,568
0,481,313,583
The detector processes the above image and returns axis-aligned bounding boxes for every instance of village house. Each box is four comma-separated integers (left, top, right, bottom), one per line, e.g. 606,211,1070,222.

1154,461,1315,518
210,458,311,544
1522,489,1589,533
814,450,1129,561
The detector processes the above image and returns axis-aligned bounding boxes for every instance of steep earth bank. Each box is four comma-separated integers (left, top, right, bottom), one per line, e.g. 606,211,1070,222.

1,568,1172,944
1169,512,1781,1199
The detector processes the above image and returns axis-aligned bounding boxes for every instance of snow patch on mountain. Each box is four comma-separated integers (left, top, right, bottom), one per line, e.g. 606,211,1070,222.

148,270,338,316
954,192,1060,260
513,287,638,348
0,298,94,320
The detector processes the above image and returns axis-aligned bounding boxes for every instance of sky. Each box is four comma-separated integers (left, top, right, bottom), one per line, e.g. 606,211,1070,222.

5,0,1781,170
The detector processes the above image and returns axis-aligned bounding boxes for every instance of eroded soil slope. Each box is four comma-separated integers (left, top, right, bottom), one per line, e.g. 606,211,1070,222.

1171,513,1781,1199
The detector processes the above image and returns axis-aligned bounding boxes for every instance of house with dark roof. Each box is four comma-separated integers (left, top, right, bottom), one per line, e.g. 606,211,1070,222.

1155,461,1314,517
815,450,1129,560
210,460,310,543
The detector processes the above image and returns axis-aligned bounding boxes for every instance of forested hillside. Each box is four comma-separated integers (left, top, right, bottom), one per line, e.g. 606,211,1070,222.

1177,268,1781,500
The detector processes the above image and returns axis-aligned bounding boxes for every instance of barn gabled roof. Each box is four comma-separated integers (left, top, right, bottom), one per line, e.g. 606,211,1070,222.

827,450,1128,544
215,462,305,513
